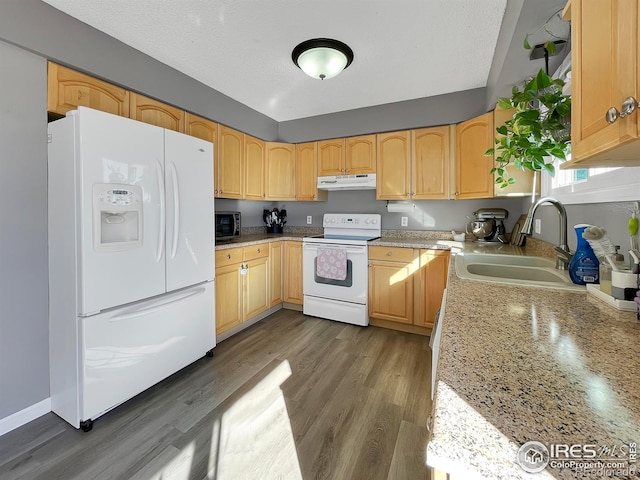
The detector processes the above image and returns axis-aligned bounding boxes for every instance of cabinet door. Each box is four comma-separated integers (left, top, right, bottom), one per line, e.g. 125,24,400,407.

368,259,414,324
296,142,326,201
411,126,450,199
244,256,270,320
569,0,639,164
47,62,130,117
376,131,411,200
491,107,539,197
215,263,243,335
185,113,218,196
284,241,303,305
417,250,449,328
218,125,244,199
130,93,185,132
345,135,376,174
269,241,283,307
245,135,266,200
317,139,345,176
265,142,296,200
455,112,494,199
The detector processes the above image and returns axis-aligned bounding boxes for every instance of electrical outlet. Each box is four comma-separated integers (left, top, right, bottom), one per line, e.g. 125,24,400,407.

534,219,542,234
401,216,408,227
306,215,312,225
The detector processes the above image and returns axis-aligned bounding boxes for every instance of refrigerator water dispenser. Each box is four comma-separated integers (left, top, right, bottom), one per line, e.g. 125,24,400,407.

93,184,143,251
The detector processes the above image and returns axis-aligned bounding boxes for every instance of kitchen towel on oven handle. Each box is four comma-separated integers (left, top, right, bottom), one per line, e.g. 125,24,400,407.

316,247,347,281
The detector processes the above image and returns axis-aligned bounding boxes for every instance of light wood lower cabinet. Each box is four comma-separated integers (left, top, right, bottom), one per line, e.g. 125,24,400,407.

214,261,243,335
417,249,450,328
214,245,269,335
368,246,418,324
284,241,303,305
243,256,269,320
269,241,283,307
368,246,449,333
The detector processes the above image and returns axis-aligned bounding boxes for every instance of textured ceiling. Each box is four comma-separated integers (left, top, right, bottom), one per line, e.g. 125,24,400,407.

42,0,508,122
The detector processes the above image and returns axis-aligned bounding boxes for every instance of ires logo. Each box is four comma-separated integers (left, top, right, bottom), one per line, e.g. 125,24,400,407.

518,441,637,475
550,444,598,459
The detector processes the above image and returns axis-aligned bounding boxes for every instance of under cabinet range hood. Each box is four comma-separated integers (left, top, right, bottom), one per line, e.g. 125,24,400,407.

317,173,377,191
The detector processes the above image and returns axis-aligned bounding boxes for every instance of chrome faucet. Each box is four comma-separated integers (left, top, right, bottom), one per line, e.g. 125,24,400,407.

520,196,572,270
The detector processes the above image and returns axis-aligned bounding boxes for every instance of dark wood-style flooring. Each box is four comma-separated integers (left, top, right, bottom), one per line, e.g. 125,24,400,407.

0,309,433,480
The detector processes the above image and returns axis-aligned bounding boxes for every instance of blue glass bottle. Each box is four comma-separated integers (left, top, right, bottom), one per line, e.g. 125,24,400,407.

568,224,600,285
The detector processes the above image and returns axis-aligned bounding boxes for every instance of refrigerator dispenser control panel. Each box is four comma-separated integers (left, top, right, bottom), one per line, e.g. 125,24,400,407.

93,183,143,252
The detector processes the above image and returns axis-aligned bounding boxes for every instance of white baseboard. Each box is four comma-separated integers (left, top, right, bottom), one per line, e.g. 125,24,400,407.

0,398,51,437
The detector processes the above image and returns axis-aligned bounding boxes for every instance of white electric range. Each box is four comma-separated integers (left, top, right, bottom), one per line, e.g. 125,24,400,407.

302,213,381,326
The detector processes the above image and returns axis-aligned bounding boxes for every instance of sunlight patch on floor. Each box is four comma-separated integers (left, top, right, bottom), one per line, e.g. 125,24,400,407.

207,359,302,480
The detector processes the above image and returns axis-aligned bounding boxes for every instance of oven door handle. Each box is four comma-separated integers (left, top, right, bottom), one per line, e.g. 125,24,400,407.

303,244,367,255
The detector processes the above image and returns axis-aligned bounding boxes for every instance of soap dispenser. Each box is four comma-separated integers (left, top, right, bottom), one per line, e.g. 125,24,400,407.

569,224,600,285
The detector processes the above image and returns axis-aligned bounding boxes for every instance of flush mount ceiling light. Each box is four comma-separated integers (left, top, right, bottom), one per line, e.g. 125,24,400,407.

292,38,354,80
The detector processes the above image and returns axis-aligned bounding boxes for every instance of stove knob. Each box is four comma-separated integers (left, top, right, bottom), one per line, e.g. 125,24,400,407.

329,218,336,223
372,218,378,224
365,218,371,224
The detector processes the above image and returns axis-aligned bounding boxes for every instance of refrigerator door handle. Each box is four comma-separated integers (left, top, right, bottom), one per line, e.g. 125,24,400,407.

169,161,180,260
156,159,165,263
109,286,206,322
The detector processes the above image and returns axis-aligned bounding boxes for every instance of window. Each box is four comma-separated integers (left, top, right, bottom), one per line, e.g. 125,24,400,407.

542,154,640,204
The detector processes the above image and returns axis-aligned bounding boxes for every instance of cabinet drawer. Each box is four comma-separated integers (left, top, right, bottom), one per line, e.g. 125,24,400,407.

216,247,243,267
369,246,416,262
243,244,269,261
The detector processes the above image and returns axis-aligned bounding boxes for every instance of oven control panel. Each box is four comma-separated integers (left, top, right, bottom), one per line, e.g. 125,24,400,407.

322,213,381,229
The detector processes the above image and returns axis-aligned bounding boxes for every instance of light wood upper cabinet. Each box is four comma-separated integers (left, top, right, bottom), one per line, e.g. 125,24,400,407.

269,241,283,307
455,111,494,199
411,126,451,199
295,142,328,202
185,113,218,196
376,131,411,200
185,113,218,142
266,142,296,200
245,135,266,200
491,107,540,197
284,241,303,305
130,93,185,132
345,135,376,174
317,139,345,176
47,62,130,117
416,249,449,328
317,136,376,176
564,0,640,167
218,125,244,199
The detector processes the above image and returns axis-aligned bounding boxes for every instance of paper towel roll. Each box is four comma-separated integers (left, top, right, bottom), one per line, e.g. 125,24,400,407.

386,202,415,213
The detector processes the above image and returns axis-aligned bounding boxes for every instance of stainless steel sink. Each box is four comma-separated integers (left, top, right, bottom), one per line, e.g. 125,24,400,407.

455,253,585,290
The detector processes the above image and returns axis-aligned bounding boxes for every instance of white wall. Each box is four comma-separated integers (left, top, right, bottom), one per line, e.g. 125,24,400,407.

0,41,49,419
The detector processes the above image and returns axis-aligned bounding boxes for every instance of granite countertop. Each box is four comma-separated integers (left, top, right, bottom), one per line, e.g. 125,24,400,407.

214,233,306,250
427,247,640,479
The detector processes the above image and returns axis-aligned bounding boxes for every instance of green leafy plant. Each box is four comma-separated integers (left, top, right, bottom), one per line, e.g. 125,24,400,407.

487,58,571,188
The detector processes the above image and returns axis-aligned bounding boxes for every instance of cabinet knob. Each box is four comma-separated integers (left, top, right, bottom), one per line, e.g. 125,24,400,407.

619,96,638,118
257,248,261,253
227,254,231,259
386,251,393,256
606,107,620,124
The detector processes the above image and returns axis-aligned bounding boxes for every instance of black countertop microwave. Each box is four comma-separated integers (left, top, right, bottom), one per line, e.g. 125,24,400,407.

215,211,240,241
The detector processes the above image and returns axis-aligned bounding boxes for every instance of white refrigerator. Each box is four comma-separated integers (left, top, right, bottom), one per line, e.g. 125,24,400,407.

48,107,215,431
